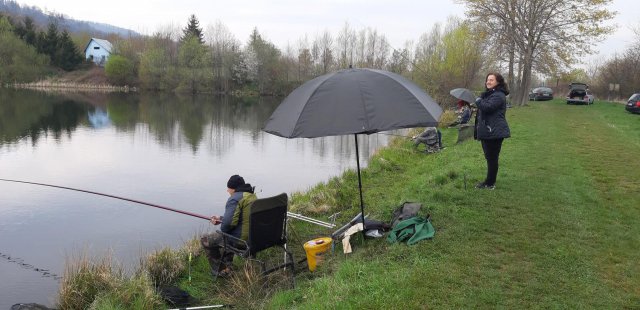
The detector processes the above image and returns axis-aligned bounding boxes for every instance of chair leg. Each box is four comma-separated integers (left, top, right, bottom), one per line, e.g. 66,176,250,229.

214,250,225,279
287,250,295,288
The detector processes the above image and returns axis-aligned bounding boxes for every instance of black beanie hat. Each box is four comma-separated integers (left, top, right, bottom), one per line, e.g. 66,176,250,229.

227,175,245,190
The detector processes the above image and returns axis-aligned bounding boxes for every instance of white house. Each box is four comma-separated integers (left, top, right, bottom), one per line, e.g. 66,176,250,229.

84,38,113,66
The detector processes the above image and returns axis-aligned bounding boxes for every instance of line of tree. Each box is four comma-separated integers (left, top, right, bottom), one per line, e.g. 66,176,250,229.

103,14,491,105
0,13,84,83
104,7,621,105
13,16,84,71
4,4,627,107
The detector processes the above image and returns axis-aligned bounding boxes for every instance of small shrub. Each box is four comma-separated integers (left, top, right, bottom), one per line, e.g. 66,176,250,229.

438,110,458,127
104,55,136,85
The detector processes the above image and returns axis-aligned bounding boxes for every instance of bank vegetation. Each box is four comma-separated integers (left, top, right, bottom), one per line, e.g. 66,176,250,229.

53,99,640,309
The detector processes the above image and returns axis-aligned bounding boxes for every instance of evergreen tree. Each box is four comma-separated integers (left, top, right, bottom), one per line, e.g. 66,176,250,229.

22,16,37,46
55,30,83,71
35,30,46,54
12,16,37,49
40,23,58,61
180,14,204,44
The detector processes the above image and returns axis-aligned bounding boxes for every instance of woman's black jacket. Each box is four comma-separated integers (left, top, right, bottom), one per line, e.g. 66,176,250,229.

474,87,511,140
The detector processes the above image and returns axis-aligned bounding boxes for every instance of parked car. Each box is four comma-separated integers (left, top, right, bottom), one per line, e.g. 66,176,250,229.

566,82,594,105
529,87,554,101
626,93,640,114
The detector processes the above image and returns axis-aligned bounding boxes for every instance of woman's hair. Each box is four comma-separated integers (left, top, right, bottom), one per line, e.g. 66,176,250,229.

486,72,509,92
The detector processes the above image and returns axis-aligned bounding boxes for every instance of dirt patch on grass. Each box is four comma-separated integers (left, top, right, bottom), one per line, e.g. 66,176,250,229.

53,65,109,85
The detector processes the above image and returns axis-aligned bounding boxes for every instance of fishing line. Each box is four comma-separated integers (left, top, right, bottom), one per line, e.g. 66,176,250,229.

0,252,62,281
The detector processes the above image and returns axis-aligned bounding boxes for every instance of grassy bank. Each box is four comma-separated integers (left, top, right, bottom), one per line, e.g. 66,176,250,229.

59,99,640,309
266,99,640,309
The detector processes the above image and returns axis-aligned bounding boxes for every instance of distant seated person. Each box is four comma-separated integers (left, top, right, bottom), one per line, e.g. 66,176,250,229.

412,127,442,153
449,99,472,127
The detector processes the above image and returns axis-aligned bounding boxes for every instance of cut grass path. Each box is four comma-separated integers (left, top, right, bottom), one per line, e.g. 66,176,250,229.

268,100,640,309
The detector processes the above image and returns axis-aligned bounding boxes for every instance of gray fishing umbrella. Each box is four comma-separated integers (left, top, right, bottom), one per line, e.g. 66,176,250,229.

450,88,476,104
263,68,443,227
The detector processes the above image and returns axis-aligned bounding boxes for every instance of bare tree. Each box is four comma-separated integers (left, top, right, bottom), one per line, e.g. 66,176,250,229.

205,20,240,93
296,35,313,81
415,23,442,62
337,22,356,68
318,30,334,73
355,29,367,67
459,0,616,105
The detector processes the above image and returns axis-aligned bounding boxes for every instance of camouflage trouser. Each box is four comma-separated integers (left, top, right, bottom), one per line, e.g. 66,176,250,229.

200,232,234,272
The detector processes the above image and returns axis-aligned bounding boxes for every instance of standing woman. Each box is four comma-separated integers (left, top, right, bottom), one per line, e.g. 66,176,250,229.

474,72,511,189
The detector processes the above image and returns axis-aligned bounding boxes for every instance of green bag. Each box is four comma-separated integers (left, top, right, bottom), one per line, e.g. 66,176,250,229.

386,216,435,245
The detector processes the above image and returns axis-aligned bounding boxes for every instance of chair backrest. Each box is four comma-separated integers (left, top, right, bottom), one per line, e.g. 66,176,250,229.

247,193,288,256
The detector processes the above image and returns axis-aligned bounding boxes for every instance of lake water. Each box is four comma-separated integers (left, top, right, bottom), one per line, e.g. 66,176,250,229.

0,88,396,308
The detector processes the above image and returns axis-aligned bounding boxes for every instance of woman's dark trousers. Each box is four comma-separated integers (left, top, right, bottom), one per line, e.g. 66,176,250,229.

481,138,504,186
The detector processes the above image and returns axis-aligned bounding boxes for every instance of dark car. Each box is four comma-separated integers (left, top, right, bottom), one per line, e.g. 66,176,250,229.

626,93,640,114
566,82,594,105
529,87,554,101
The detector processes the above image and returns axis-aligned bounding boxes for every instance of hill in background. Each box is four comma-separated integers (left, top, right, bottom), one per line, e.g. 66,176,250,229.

0,0,139,37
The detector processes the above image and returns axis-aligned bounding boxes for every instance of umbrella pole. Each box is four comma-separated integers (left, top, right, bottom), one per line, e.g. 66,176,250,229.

354,134,366,231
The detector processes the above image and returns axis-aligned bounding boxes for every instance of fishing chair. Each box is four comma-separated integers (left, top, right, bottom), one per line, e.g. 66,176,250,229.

217,193,295,287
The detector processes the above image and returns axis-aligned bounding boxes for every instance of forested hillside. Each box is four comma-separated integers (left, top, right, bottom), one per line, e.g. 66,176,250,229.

0,0,138,37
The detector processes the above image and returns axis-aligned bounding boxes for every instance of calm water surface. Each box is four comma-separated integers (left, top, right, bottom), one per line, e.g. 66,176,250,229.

0,89,395,308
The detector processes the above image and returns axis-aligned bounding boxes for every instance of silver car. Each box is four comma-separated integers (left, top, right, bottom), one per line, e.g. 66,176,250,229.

566,82,594,105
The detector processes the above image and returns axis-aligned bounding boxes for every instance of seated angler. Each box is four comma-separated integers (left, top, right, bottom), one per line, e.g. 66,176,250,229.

200,174,256,277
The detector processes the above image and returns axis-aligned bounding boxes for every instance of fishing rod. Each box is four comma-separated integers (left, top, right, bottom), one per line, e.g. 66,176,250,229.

0,178,336,228
376,132,413,138
0,178,211,220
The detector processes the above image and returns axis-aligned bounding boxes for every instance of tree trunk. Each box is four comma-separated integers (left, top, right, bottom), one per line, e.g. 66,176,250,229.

508,47,515,95
517,51,534,106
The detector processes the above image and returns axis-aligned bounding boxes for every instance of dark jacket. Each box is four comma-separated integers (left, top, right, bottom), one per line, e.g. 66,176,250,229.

220,184,256,240
460,106,471,124
474,86,511,140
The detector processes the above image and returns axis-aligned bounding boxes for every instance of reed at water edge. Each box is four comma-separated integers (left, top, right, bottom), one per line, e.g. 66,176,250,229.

10,80,135,92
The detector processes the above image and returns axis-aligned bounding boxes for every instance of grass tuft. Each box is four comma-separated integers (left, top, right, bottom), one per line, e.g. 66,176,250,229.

141,247,186,288
57,252,120,309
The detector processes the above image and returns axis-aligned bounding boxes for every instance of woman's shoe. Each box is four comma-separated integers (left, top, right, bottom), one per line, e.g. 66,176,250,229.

475,182,495,190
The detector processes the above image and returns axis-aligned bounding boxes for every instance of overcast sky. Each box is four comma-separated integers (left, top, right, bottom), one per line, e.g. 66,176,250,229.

13,0,640,63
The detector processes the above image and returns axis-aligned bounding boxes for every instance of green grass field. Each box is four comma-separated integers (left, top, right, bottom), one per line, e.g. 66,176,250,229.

91,99,639,309
248,99,639,309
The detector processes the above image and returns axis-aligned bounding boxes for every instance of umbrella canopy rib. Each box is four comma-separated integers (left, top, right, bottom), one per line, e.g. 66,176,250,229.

373,69,442,124
290,72,338,138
